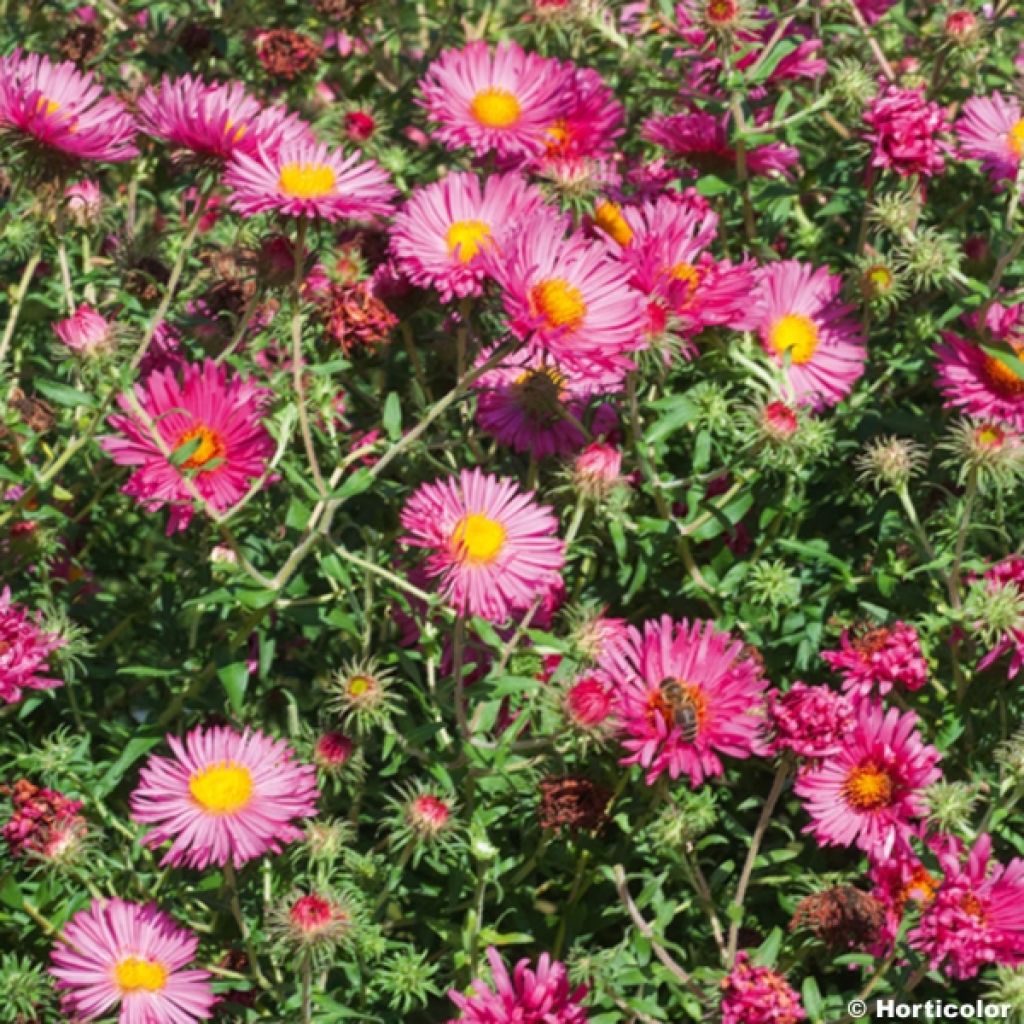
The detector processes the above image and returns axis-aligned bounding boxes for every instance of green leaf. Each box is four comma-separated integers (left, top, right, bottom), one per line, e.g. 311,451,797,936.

169,434,203,467
802,976,824,1022
217,661,250,715
383,392,402,440
97,731,163,796
33,379,96,407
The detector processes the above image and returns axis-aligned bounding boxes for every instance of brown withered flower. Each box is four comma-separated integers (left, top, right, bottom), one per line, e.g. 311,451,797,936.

790,885,885,951
254,29,321,80
538,776,611,833
320,280,397,354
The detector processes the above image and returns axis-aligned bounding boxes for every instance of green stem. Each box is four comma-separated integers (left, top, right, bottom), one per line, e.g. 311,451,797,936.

0,248,42,370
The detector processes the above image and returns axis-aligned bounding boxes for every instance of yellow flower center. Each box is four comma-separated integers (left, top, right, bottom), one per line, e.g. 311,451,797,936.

35,96,60,117
1008,119,1024,157
531,278,587,331
545,119,571,154
348,675,373,696
278,162,337,199
451,513,506,564
976,423,1005,447
769,313,819,364
843,761,894,811
961,892,985,921
224,119,248,143
114,957,168,993
188,761,254,814
445,219,492,263
470,88,521,129
593,201,634,246
175,425,225,471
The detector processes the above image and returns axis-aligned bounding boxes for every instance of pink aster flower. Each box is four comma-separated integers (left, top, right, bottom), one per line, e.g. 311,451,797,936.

934,303,1024,429
53,303,112,356
863,83,952,179
766,682,855,760
399,468,565,623
137,74,312,163
50,898,214,1023
389,171,547,302
0,587,64,706
956,93,1024,183
2,779,86,863
821,622,928,700
130,725,319,869
720,952,805,1024
419,40,567,160
100,359,274,534
0,49,137,162
573,441,625,498
484,213,648,378
224,139,396,221
564,672,616,732
910,834,1024,979
794,703,941,858
749,261,867,411
855,0,897,23
976,555,1024,677
868,845,941,956
447,946,588,1024
536,64,624,166
600,615,768,786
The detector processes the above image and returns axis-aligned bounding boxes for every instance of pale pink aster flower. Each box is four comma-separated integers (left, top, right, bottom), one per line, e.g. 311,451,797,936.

130,725,319,869
100,359,274,534
447,946,588,1024
418,40,567,160
484,213,648,378
794,703,941,858
821,622,928,700
976,555,1024,677
137,74,312,163
749,261,867,411
956,93,1024,183
400,469,565,623
50,898,214,1023
910,833,1024,979
863,83,952,179
720,952,806,1024
224,139,396,221
766,682,855,760
601,615,768,786
0,49,137,162
389,171,547,302
53,303,112,356
0,587,65,706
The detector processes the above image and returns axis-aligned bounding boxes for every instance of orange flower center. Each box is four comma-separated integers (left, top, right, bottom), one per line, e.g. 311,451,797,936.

593,201,633,246
451,513,506,564
114,957,169,993
188,761,254,814
1008,119,1024,158
278,162,337,199
35,95,60,117
175,425,226,471
898,865,939,910
446,219,492,263
224,118,248,143
843,760,894,811
982,346,1024,398
545,119,571,155
668,261,703,305
769,313,819,364
706,0,740,24
531,278,587,331
961,892,985,921
470,88,521,128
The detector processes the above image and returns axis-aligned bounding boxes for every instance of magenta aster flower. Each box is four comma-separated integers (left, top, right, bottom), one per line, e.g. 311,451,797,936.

868,845,940,956
130,725,319,869
821,622,928,700
53,303,112,356
484,213,648,378
854,0,897,23
0,48,137,162
419,40,567,160
794,703,941,857
976,555,1024,677
100,359,274,534
766,682,855,760
399,468,565,623
50,898,214,1023
0,587,64,706
224,139,396,221
750,261,867,410
389,171,547,302
536,64,624,165
863,83,952,179
600,615,768,786
447,946,588,1024
720,952,805,1024
572,441,625,498
910,834,1024,979
137,74,312,162
956,93,1024,183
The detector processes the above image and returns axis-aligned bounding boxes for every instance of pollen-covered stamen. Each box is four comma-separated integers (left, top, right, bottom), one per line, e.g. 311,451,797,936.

592,200,633,246
769,313,820,364
982,344,1024,398
188,761,254,814
531,278,587,331
446,219,492,263
843,760,894,810
114,957,169,993
278,161,337,199
470,88,521,128
451,513,507,564
1008,119,1024,158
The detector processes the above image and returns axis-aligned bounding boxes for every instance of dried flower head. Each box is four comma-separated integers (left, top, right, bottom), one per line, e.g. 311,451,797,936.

855,435,928,491
538,776,610,833
790,886,886,951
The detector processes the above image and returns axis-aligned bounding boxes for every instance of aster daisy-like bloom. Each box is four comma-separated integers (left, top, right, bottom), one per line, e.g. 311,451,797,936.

821,622,928,701
484,214,647,377
53,303,112,356
536,64,624,166
749,261,867,410
2,779,87,864
447,946,588,1024
868,844,940,956
600,615,768,786
956,93,1024,183
129,725,319,869
418,40,567,160
910,834,1024,979
389,171,547,302
0,49,137,162
399,468,565,623
794,703,941,858
136,74,312,163
0,587,65,706
766,682,855,760
49,899,214,1023
863,83,952,179
100,359,274,535
720,952,806,1024
224,139,396,221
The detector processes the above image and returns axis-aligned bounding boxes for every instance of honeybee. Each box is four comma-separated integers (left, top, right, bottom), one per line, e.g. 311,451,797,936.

659,678,700,744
